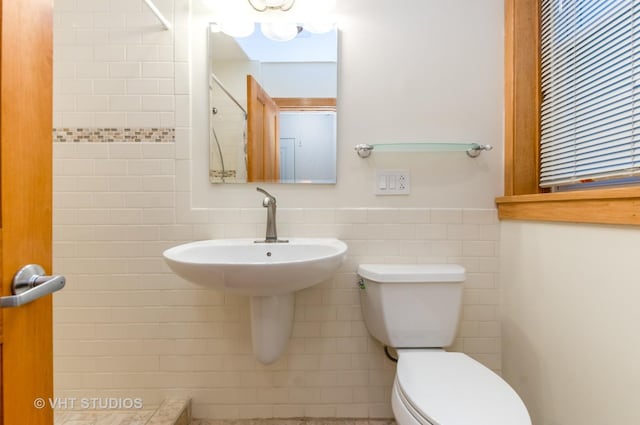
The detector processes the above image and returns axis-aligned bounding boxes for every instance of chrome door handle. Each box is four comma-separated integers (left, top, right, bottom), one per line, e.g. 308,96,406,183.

0,264,66,308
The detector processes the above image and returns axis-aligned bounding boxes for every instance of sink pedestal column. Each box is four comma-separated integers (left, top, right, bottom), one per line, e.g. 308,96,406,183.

249,292,295,364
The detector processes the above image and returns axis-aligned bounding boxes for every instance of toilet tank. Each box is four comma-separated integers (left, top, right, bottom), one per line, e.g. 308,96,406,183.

357,264,465,348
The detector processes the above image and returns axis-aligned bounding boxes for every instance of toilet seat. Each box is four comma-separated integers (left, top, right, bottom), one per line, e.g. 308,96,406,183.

393,350,531,425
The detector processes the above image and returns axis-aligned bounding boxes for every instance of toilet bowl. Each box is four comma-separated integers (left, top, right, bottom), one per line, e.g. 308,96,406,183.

357,264,531,425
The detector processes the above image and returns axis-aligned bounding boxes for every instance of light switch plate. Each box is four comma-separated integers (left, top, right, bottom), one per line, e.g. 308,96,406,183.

375,169,410,195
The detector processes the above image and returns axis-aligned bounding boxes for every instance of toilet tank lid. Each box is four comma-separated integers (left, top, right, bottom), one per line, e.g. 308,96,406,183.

357,264,465,283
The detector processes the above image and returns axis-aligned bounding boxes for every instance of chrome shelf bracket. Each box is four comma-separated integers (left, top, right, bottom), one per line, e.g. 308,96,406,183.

355,144,374,158
466,144,493,158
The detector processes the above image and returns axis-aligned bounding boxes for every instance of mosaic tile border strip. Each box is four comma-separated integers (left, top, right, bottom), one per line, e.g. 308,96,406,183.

209,170,237,179
53,128,175,143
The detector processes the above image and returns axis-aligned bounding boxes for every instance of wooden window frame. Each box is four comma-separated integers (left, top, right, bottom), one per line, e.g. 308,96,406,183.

496,0,640,225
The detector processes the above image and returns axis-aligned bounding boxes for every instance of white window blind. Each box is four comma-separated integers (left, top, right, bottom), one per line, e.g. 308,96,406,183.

539,0,640,188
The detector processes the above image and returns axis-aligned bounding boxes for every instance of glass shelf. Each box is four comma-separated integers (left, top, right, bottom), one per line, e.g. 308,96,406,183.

354,142,492,158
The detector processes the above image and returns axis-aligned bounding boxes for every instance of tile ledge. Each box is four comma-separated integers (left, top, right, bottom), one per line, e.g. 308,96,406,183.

148,399,191,425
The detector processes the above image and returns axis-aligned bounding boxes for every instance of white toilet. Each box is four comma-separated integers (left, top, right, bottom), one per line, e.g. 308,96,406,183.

357,264,531,425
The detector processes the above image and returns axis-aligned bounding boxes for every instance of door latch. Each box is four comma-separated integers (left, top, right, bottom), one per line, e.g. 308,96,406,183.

0,264,66,308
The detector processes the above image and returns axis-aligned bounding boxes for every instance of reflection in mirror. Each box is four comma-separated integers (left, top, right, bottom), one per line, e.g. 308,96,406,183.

208,23,337,184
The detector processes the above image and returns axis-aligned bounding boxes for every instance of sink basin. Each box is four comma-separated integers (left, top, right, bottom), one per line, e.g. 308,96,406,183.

163,238,348,296
163,237,348,364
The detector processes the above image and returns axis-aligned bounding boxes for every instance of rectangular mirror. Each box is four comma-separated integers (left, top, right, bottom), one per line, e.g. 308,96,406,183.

207,23,338,184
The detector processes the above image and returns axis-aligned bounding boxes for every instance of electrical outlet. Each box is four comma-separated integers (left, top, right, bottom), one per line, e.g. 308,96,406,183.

375,170,410,195
398,173,408,191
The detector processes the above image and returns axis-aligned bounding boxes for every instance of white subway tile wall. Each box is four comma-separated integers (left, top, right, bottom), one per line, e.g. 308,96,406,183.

53,149,501,418
54,0,178,128
53,0,502,420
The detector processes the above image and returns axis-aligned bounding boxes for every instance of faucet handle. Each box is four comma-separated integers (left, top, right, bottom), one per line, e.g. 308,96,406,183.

256,187,276,204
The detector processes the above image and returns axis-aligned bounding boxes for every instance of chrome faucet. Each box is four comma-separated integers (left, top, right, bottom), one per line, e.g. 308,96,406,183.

256,187,288,243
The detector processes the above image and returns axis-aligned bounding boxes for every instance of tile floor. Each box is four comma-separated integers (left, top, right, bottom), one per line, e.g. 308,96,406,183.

54,399,190,425
55,405,394,425
190,420,396,425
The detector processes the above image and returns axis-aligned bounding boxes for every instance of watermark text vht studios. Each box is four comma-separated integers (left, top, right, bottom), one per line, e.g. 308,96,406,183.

34,397,143,410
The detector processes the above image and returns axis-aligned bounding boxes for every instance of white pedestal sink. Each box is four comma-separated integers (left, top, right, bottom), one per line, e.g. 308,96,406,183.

163,238,348,363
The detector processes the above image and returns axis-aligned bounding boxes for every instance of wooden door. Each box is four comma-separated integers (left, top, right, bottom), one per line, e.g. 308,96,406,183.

0,0,54,423
246,75,280,182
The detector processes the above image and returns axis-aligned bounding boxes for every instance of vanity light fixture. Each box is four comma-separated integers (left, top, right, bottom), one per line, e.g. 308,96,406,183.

204,0,336,41
248,0,296,12
260,22,302,42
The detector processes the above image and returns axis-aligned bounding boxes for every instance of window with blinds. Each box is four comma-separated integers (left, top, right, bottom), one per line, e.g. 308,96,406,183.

539,0,640,189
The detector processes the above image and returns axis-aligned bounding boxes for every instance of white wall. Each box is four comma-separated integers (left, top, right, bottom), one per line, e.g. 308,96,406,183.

501,221,640,424
52,0,505,419
192,0,504,208
261,62,337,98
